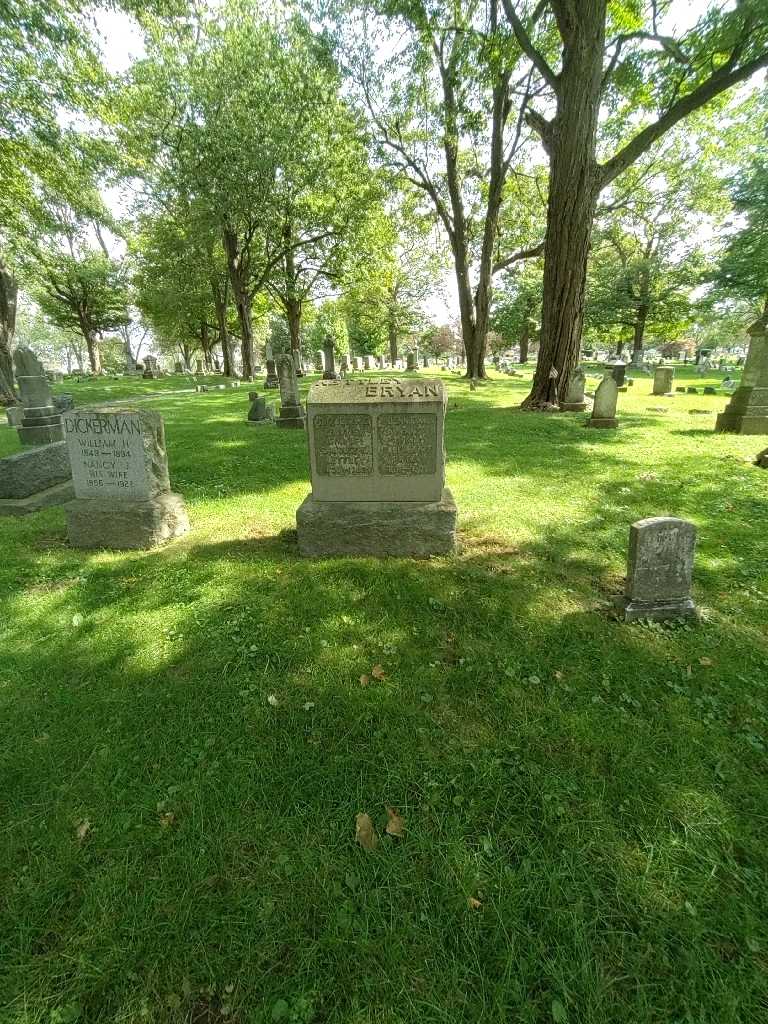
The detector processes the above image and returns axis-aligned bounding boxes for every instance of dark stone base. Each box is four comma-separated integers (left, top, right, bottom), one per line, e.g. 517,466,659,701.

322,371,338,380
0,480,75,517
64,492,189,550
586,417,618,429
615,595,698,624
716,411,768,435
756,448,768,468
561,401,588,412
297,488,457,557
0,440,71,498
18,423,64,445
276,405,305,429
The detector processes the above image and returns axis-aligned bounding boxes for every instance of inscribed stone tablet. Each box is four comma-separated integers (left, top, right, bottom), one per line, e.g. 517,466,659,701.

626,517,695,603
314,414,373,476
378,413,437,476
62,408,169,500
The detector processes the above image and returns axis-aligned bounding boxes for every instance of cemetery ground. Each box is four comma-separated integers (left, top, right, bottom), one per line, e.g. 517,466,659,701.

1,367,767,1024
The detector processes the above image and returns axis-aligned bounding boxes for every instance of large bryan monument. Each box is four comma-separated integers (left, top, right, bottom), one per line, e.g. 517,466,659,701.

296,378,457,556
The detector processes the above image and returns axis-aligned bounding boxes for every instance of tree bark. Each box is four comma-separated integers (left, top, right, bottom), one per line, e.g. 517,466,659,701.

522,1,605,408
223,226,254,378
86,332,102,374
519,321,530,363
632,304,649,358
387,308,398,364
285,296,302,360
211,275,233,376
0,260,18,403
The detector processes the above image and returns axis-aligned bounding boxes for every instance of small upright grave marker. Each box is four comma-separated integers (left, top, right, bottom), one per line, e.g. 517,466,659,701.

275,354,306,429
652,365,675,396
586,373,618,429
617,517,698,622
13,348,63,446
560,367,588,411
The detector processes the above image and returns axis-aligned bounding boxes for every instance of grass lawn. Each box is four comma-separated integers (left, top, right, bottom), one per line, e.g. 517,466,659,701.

1,366,767,1024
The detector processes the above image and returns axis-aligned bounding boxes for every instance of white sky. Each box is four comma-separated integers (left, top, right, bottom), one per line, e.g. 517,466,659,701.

91,0,735,326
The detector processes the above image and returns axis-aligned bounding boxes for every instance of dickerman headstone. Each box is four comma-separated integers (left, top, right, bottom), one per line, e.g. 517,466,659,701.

296,377,457,556
61,407,189,549
616,516,698,622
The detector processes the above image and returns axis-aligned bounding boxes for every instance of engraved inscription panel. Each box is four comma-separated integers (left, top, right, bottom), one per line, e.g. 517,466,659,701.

377,413,437,476
630,521,694,602
314,413,373,476
63,411,149,499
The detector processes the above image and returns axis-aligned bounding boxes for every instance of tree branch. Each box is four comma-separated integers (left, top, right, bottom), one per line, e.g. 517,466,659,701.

500,0,559,92
492,240,545,274
600,50,768,187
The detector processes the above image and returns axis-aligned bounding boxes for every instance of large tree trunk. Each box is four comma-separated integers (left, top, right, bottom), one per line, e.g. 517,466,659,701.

519,322,530,363
223,226,254,378
0,260,18,403
85,331,101,374
211,276,233,377
522,2,606,408
285,296,302,358
632,304,648,358
387,309,398,364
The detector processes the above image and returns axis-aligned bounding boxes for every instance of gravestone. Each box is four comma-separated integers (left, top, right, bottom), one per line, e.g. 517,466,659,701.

53,394,75,413
296,377,457,556
630,350,644,368
247,391,272,426
755,447,768,469
142,355,159,379
560,367,588,411
61,407,189,549
652,365,675,396
378,355,386,369
275,353,305,429
196,359,204,373
0,441,74,516
174,361,183,374
264,358,279,389
292,350,304,377
687,387,698,394
322,338,338,381
606,360,627,386
704,386,717,395
314,350,325,372
406,353,417,371
363,355,373,370
676,386,686,393
586,373,618,429
353,357,363,371
716,319,768,434
5,405,24,427
13,347,63,445
616,517,698,622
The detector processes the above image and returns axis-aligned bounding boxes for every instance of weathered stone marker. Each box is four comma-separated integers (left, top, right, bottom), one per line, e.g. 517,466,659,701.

560,366,588,411
716,318,768,434
756,447,768,469
13,348,63,446
296,377,457,556
606,360,627,386
322,338,338,381
61,407,189,549
275,354,305,429
653,365,675,396
406,352,417,371
246,391,272,426
616,517,698,622
0,441,74,516
586,373,619,429
314,350,325,372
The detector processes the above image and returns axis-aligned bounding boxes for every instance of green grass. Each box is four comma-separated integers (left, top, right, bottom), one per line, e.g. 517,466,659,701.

1,367,767,1024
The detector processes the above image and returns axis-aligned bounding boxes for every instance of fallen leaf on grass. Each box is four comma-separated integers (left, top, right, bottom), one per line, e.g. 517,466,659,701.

355,813,378,851
385,807,405,837
359,675,370,687
75,820,91,842
371,664,386,680
267,694,279,707
159,812,175,829
699,657,713,667
467,897,482,910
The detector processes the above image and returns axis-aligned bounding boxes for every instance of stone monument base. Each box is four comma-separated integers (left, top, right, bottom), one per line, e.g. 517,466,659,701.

614,595,698,624
275,405,305,429
64,492,189,550
585,417,618,429
296,488,457,557
561,400,588,412
0,480,75,517
18,423,64,445
715,387,768,434
756,448,768,468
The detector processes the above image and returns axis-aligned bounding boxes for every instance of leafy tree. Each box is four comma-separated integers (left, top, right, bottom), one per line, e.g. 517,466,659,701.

500,0,768,407
491,260,543,362
715,158,768,322
341,0,547,378
35,252,130,372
